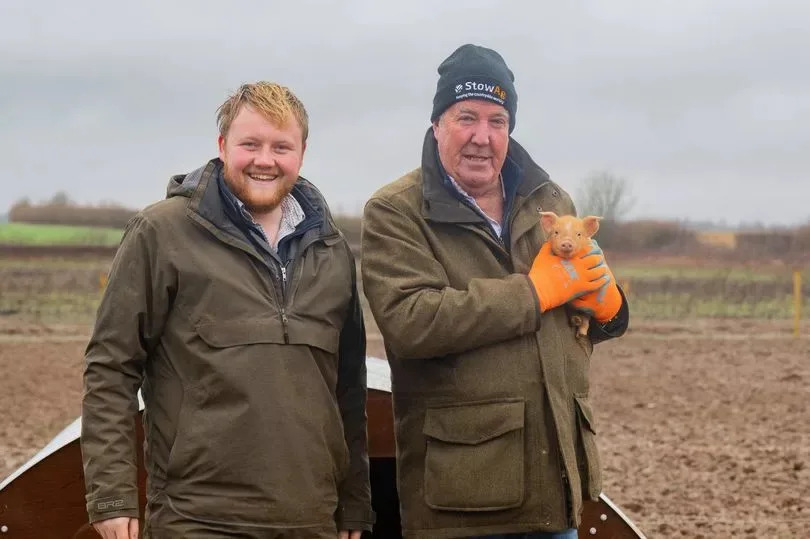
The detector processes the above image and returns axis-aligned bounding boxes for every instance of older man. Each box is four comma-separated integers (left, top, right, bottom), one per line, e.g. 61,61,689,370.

361,45,629,539
82,82,373,538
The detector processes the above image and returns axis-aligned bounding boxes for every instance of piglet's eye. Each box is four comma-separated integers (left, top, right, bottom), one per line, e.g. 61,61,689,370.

577,233,582,237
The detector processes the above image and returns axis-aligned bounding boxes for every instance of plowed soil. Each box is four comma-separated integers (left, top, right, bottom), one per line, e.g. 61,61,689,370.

2,319,808,538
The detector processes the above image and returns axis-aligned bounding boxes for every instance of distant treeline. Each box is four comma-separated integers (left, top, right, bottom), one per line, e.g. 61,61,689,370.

333,215,810,261
333,217,700,253
9,195,137,229
8,195,810,262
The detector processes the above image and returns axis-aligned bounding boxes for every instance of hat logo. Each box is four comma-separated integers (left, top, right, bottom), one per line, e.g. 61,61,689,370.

456,81,507,103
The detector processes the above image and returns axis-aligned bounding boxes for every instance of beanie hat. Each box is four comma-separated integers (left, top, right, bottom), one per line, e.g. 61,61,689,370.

431,44,518,133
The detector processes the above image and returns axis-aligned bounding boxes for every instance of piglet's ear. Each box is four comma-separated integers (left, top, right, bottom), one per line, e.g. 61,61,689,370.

582,216,602,237
539,211,558,234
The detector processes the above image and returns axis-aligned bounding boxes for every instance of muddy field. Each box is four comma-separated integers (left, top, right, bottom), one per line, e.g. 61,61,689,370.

1,251,808,538
2,318,807,538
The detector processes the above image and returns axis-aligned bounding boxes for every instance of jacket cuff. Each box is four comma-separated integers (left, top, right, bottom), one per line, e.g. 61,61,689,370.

589,286,629,344
336,503,376,532
86,492,139,523
524,275,543,331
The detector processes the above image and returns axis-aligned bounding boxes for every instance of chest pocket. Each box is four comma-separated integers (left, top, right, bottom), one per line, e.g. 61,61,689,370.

197,318,340,354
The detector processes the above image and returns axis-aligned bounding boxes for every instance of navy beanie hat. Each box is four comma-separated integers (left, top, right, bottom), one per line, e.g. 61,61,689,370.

430,44,518,133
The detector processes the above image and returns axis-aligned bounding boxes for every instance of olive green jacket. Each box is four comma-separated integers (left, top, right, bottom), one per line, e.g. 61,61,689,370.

361,130,628,538
81,159,374,533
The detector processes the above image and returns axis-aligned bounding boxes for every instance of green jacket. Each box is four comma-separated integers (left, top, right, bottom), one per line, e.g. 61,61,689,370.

81,159,374,533
361,130,628,538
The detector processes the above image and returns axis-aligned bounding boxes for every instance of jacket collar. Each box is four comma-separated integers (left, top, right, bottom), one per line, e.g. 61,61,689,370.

420,127,551,224
167,158,335,240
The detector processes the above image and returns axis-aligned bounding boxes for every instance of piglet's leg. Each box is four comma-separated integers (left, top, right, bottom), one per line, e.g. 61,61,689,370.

571,314,590,337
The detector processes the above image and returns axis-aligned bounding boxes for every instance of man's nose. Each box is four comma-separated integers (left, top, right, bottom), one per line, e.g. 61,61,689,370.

470,120,491,146
253,146,276,167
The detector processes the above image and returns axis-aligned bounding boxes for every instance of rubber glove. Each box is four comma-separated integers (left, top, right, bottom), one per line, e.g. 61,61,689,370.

528,241,608,313
569,241,622,322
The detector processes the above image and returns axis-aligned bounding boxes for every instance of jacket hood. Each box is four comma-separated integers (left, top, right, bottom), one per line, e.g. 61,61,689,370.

166,160,214,200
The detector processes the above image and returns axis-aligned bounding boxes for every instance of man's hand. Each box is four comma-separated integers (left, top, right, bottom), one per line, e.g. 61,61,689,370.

92,517,138,539
528,241,608,313
569,242,622,322
338,531,363,539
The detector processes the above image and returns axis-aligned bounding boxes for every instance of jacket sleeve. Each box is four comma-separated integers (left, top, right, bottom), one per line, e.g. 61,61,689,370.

588,285,630,344
81,215,175,523
361,196,540,360
335,246,375,531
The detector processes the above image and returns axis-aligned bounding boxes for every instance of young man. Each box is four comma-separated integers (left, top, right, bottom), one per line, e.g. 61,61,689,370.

361,45,629,539
82,82,374,538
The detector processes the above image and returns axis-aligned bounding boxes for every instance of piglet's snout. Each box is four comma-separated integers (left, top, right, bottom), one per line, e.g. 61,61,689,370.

558,240,575,254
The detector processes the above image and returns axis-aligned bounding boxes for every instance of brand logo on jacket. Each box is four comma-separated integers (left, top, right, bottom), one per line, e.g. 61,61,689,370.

97,498,126,510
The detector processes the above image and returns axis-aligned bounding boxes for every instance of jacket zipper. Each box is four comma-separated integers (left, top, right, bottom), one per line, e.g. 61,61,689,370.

274,225,337,345
280,264,289,343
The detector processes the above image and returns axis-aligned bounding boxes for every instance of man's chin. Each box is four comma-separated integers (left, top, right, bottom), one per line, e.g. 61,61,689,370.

243,197,284,214
456,171,498,188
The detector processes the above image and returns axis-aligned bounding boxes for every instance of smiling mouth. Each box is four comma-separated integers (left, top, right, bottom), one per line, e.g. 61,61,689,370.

247,172,278,181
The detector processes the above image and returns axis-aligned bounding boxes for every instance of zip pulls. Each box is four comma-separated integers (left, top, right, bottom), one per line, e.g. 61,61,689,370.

278,263,290,343
276,231,340,345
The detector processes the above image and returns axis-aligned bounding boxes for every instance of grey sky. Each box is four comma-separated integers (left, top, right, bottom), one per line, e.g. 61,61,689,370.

1,0,808,225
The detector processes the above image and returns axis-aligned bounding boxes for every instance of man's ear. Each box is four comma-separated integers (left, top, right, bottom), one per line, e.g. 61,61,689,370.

217,134,226,161
582,216,602,237
539,211,558,234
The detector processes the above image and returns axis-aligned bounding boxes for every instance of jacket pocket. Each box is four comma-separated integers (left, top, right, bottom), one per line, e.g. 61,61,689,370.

197,319,340,354
423,399,525,512
575,396,602,500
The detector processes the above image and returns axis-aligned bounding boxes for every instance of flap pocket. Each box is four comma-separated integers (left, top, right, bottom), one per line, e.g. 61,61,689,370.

423,399,525,444
196,320,285,348
286,319,340,354
196,319,340,354
423,399,525,512
575,396,597,434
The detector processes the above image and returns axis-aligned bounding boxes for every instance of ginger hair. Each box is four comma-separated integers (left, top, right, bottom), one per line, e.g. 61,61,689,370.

216,82,309,142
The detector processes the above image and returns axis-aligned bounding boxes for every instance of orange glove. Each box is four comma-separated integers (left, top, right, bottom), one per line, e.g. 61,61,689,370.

528,241,608,313
570,242,622,322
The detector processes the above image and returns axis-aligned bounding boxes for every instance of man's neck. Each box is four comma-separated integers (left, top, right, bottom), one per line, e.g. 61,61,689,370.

455,176,505,224
251,205,284,247
473,187,504,224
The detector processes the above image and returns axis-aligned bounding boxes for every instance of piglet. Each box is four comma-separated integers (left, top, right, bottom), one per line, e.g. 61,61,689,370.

538,211,602,337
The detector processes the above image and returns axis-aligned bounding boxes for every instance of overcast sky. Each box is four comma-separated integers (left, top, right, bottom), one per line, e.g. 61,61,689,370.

1,0,807,226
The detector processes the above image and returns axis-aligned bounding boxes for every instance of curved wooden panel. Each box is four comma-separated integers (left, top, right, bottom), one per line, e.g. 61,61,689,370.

0,414,146,538
367,389,396,458
0,388,645,538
